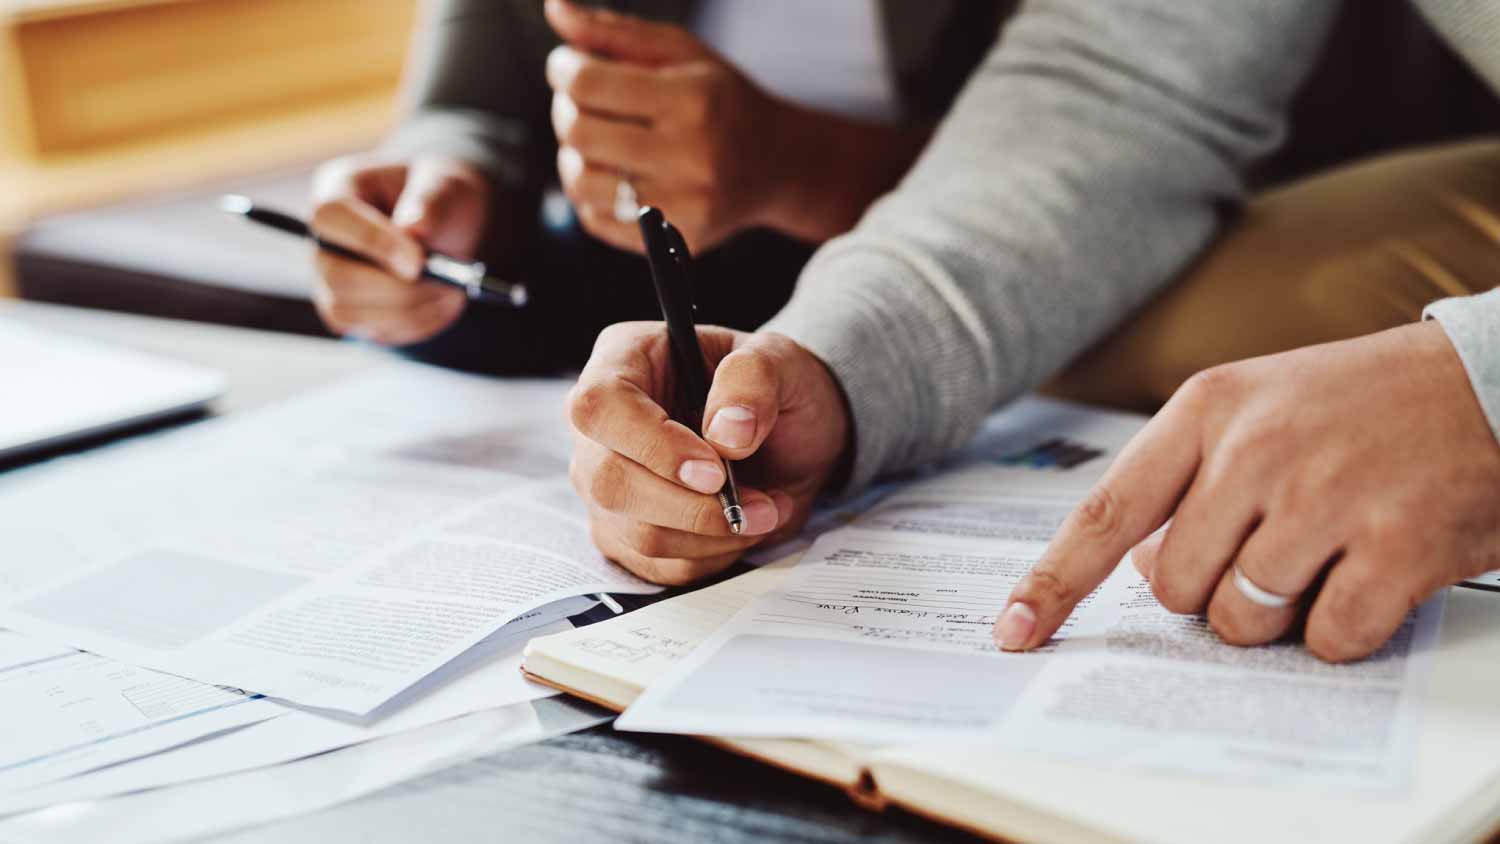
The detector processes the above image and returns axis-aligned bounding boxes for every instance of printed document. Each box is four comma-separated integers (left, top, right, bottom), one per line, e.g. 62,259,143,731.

0,648,281,792
0,366,660,715
620,398,1444,788
995,571,1444,790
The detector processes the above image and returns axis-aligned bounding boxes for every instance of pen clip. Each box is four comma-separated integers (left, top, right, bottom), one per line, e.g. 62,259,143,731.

662,221,698,314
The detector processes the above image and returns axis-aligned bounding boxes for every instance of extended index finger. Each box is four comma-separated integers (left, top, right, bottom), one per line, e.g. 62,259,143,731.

996,396,1205,650
568,323,727,493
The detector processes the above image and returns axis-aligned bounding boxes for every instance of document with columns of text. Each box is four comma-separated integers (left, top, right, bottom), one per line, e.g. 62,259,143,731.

0,365,660,715
619,398,1443,790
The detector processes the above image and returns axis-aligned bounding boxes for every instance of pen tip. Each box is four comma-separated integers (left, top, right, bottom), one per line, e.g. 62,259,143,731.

724,505,745,535
218,194,252,215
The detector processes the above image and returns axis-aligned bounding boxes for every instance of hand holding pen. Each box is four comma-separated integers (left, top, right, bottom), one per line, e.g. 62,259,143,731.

562,206,853,586
251,156,527,346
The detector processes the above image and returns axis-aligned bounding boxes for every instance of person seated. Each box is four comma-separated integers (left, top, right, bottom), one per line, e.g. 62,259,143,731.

304,0,1007,371
565,0,1500,662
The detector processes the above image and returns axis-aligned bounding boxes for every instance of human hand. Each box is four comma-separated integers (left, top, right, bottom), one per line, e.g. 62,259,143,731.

996,321,1500,662
543,0,788,253
568,322,851,585
308,155,491,345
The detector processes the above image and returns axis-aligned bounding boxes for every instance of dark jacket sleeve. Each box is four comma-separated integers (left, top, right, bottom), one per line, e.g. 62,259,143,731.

382,0,558,191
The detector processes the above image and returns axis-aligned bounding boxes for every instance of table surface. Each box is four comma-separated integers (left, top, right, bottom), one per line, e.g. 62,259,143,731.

0,301,981,844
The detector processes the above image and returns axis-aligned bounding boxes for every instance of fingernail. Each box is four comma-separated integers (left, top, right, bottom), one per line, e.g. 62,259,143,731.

547,46,582,88
995,603,1036,651
677,459,724,493
741,498,778,535
706,406,755,449
557,146,583,183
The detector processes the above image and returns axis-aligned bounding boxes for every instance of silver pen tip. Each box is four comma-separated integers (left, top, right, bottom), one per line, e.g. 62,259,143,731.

724,505,745,535
218,194,252,215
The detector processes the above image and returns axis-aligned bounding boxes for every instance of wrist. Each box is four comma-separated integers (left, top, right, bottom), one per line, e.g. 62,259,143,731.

754,104,931,244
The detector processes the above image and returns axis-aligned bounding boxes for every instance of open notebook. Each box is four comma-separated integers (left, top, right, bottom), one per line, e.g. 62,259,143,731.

524,558,1500,844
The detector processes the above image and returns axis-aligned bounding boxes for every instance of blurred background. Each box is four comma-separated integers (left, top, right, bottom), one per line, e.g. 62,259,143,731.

2,0,1498,335
0,0,418,326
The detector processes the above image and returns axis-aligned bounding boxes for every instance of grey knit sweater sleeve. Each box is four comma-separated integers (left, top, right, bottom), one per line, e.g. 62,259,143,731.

1414,0,1500,443
762,0,1341,493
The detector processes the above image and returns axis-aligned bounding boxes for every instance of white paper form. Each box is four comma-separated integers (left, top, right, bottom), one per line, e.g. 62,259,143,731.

0,364,660,715
618,399,1148,742
0,630,72,671
618,530,1085,742
994,570,1445,791
0,650,283,793
742,396,1141,564
0,698,613,844
0,610,577,816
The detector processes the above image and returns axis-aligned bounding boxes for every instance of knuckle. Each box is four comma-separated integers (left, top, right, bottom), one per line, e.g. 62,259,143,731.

1180,364,1244,407
1019,567,1073,608
567,380,610,435
645,558,707,587
682,497,721,536
722,344,776,387
1072,486,1122,540
633,433,668,474
626,522,673,558
585,452,631,514
1308,593,1383,663
1150,574,1198,615
308,200,345,235
1359,509,1412,553
1206,600,1262,647
569,62,604,103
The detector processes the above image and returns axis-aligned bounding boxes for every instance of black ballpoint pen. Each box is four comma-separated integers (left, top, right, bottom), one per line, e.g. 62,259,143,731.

637,206,745,535
219,194,528,308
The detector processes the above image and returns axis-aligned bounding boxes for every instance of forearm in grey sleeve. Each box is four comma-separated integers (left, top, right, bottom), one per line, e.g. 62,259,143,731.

762,0,1341,493
382,0,556,190
1426,290,1500,443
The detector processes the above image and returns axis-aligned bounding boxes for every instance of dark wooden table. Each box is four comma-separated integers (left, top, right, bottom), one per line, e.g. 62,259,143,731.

1,301,982,844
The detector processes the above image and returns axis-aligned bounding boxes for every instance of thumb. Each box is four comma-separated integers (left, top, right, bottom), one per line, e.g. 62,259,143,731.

390,158,490,258
702,338,785,461
545,0,707,65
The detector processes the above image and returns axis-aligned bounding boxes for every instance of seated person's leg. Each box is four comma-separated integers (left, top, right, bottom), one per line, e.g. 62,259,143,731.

1048,138,1500,411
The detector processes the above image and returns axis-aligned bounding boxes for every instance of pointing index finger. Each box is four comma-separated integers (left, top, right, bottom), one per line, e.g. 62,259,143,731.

996,397,1205,651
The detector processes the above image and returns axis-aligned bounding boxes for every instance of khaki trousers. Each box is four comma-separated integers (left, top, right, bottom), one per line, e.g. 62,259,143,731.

1048,139,1500,412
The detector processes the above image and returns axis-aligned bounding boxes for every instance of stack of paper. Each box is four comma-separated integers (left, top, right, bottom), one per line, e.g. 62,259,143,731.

0,363,656,837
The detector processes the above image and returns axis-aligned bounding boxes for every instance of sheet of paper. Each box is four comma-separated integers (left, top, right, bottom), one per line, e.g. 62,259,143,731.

0,365,660,714
0,697,612,844
993,569,1445,790
742,396,1136,564
0,610,578,816
530,563,795,692
0,649,283,793
1463,571,1500,591
617,530,1082,742
619,398,1145,742
0,630,73,671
